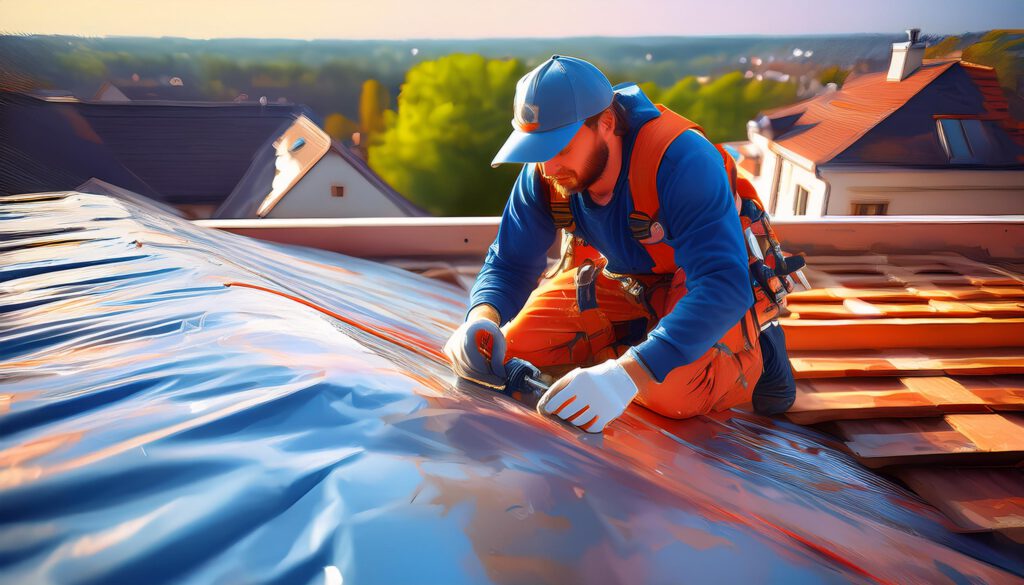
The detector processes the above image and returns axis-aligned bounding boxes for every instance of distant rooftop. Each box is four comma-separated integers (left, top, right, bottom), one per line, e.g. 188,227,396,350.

0,91,314,204
757,59,1024,167
93,78,207,102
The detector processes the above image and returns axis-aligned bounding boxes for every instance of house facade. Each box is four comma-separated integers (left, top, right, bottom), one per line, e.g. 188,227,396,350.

747,29,1024,217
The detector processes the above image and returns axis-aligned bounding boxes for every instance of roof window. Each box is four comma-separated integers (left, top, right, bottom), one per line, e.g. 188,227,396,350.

937,118,996,164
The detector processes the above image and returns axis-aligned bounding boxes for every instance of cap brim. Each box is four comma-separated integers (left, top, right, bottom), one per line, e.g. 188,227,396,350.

490,120,584,167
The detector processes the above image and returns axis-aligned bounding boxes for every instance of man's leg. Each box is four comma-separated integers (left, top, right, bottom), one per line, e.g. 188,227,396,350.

503,263,651,378
632,330,763,419
750,323,796,415
506,264,763,421
632,269,763,420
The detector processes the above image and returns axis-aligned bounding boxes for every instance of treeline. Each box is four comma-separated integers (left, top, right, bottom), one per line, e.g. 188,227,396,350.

7,32,1017,216
33,45,812,216
366,55,803,216
41,48,403,121
925,29,1023,93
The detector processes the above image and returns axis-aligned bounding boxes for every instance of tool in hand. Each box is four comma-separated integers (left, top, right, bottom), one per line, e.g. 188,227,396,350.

502,357,549,396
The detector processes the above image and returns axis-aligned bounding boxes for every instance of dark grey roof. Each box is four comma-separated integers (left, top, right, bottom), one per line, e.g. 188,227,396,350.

0,91,313,204
0,92,162,198
211,133,280,218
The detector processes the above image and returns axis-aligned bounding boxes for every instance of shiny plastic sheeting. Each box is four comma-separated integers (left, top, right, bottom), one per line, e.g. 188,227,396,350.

1,192,1022,585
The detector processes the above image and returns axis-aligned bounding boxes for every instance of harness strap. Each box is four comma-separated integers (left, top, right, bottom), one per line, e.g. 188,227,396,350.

539,170,576,231
627,106,701,274
543,104,795,337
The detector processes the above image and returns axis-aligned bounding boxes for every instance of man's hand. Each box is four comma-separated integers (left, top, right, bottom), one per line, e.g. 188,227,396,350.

536,355,645,433
443,305,507,389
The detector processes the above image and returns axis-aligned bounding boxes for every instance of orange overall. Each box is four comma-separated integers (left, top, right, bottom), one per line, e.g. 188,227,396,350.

503,106,778,420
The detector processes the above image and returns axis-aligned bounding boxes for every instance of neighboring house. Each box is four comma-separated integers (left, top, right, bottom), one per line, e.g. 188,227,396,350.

216,115,426,219
0,91,425,218
747,29,1024,217
93,78,205,102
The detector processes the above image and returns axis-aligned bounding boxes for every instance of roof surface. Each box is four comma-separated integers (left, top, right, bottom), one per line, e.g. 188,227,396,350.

761,60,1024,167
2,191,1022,583
0,91,312,204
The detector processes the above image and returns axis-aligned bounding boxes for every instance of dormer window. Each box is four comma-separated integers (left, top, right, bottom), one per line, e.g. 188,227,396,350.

936,117,996,164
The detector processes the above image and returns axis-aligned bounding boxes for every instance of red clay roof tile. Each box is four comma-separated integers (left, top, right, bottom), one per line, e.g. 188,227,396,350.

761,60,959,165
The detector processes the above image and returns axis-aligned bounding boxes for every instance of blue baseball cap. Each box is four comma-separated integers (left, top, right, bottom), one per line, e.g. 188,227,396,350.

491,55,614,167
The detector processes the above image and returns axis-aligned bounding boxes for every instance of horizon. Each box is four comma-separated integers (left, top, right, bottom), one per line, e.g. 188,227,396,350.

0,30,1003,43
1,0,1021,41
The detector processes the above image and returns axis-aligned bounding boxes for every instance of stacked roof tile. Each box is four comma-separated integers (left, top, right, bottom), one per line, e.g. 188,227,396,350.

781,253,1024,539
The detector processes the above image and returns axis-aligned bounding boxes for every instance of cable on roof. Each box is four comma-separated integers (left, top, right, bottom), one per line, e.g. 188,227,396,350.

224,281,448,365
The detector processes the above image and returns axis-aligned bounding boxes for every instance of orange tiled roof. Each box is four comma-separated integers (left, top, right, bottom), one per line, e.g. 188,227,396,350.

961,61,1024,144
762,59,959,165
780,252,1024,537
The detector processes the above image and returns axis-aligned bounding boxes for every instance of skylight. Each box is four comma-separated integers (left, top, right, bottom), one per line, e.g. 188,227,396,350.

937,118,997,164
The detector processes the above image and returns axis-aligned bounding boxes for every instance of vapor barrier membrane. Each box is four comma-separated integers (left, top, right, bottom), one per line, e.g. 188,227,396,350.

1,192,1021,585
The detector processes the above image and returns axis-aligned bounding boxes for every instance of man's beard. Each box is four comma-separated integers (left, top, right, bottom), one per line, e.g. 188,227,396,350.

547,140,609,199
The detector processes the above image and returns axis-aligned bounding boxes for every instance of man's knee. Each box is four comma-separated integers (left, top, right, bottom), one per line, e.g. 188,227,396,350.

633,344,759,420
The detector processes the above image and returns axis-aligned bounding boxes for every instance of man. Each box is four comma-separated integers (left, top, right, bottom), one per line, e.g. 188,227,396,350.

444,55,796,433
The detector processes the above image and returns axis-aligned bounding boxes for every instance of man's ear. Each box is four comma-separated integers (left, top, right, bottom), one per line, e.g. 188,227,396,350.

599,108,616,134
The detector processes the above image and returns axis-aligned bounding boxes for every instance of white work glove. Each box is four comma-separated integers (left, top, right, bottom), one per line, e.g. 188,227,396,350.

443,319,507,389
537,359,638,433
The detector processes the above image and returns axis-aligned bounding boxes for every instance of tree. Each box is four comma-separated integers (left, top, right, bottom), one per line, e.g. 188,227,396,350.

641,73,798,143
368,54,526,216
658,76,701,116
925,36,962,59
962,30,1024,93
324,113,359,143
359,79,390,146
817,65,850,88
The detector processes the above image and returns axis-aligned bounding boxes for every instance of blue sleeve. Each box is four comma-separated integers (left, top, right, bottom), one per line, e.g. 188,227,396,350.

468,164,557,323
631,133,754,382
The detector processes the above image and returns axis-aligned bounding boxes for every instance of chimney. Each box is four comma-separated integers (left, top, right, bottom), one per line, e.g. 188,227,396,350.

887,28,926,82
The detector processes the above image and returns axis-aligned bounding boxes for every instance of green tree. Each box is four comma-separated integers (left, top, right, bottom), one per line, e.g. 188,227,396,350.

642,73,798,143
657,76,701,116
56,51,108,85
817,65,850,87
359,79,390,146
925,36,962,58
686,72,749,143
962,30,1024,93
324,113,359,143
368,54,526,216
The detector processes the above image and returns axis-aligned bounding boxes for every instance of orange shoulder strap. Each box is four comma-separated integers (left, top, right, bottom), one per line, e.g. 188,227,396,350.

629,105,702,217
627,105,701,273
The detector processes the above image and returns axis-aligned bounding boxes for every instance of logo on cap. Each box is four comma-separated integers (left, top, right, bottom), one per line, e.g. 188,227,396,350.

514,97,540,133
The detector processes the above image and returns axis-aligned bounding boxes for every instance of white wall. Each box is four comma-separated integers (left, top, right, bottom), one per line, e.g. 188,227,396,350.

821,167,1024,215
747,132,828,218
266,152,409,218
748,132,778,207
769,157,829,218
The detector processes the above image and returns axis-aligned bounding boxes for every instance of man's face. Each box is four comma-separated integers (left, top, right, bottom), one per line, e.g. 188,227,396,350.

540,121,609,197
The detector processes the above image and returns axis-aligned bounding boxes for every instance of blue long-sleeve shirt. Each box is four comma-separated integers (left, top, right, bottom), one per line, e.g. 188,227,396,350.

470,84,753,382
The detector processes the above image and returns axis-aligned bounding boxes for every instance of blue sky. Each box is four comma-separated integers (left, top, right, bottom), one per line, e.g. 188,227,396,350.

1,0,1021,39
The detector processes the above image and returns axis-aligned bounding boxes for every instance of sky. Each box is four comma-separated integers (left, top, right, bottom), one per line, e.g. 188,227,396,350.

1,0,1021,40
